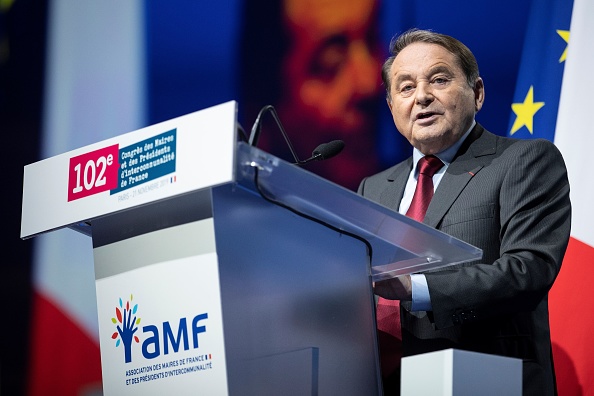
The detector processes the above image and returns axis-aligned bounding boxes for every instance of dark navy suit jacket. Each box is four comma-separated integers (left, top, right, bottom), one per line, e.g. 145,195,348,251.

359,124,571,396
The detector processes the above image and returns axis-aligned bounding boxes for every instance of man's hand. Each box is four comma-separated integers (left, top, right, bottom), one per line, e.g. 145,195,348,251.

373,274,413,301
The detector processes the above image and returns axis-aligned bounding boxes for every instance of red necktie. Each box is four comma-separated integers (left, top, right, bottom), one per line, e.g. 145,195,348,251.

376,155,444,377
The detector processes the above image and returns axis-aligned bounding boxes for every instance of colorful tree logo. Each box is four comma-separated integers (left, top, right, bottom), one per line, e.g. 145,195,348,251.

111,294,141,363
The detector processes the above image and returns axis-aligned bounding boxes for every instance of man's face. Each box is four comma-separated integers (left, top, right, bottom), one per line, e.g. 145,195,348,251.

387,42,484,155
281,0,381,136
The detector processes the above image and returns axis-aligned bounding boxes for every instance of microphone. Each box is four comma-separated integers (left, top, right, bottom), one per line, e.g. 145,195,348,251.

248,105,301,164
248,105,345,166
299,140,345,165
236,122,248,142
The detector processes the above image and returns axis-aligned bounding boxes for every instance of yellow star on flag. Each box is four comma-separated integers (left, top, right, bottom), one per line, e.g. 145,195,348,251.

510,86,545,135
556,29,570,63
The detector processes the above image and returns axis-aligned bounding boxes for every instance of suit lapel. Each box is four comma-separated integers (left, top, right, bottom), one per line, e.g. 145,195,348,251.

424,125,497,228
378,157,412,210
424,164,481,228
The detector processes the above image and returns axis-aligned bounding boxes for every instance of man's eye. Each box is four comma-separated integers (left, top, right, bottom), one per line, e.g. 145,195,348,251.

400,84,414,92
433,77,448,84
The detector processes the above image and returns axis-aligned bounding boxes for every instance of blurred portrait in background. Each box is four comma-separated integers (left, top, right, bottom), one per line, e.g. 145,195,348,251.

240,0,386,191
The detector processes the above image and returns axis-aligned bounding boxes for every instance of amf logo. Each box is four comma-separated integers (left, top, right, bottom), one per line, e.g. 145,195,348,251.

111,295,208,363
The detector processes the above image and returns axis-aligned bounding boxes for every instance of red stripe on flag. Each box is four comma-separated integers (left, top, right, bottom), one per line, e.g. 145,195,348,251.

550,236,594,395
27,291,102,396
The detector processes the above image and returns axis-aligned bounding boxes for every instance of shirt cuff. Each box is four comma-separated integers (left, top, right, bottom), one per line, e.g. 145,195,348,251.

411,274,432,311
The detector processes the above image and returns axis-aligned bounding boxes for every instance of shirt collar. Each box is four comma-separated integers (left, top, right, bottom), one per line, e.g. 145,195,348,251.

411,120,476,171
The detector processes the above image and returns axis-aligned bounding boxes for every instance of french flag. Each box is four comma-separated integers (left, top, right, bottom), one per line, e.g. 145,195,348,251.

508,0,594,393
550,0,594,394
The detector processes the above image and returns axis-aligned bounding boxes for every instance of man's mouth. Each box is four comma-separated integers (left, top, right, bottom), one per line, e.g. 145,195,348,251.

416,112,436,120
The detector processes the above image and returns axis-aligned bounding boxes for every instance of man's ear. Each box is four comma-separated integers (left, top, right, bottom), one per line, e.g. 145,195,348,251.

387,98,393,112
474,77,485,112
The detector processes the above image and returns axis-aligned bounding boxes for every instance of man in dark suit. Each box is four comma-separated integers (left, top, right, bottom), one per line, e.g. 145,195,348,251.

358,29,571,395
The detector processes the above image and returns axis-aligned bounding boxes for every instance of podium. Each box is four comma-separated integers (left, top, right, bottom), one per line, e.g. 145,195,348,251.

21,101,482,395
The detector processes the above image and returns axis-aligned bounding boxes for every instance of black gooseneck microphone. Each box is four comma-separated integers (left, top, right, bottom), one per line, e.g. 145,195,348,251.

247,107,370,265
248,105,344,165
301,140,345,163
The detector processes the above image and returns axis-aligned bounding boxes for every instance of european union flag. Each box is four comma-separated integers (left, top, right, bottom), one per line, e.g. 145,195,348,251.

507,0,573,142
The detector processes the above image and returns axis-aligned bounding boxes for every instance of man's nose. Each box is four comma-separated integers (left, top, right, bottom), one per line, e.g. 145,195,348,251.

415,81,434,105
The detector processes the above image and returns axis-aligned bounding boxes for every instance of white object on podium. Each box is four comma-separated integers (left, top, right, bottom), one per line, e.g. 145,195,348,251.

401,349,522,396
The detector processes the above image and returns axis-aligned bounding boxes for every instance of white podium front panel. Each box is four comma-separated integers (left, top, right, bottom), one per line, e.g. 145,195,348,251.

21,101,237,239
94,219,228,396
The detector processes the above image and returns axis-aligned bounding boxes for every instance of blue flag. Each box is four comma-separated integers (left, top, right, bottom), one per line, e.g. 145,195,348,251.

507,0,573,141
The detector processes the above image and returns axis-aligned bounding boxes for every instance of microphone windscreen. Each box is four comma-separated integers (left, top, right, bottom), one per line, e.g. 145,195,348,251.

312,140,345,160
